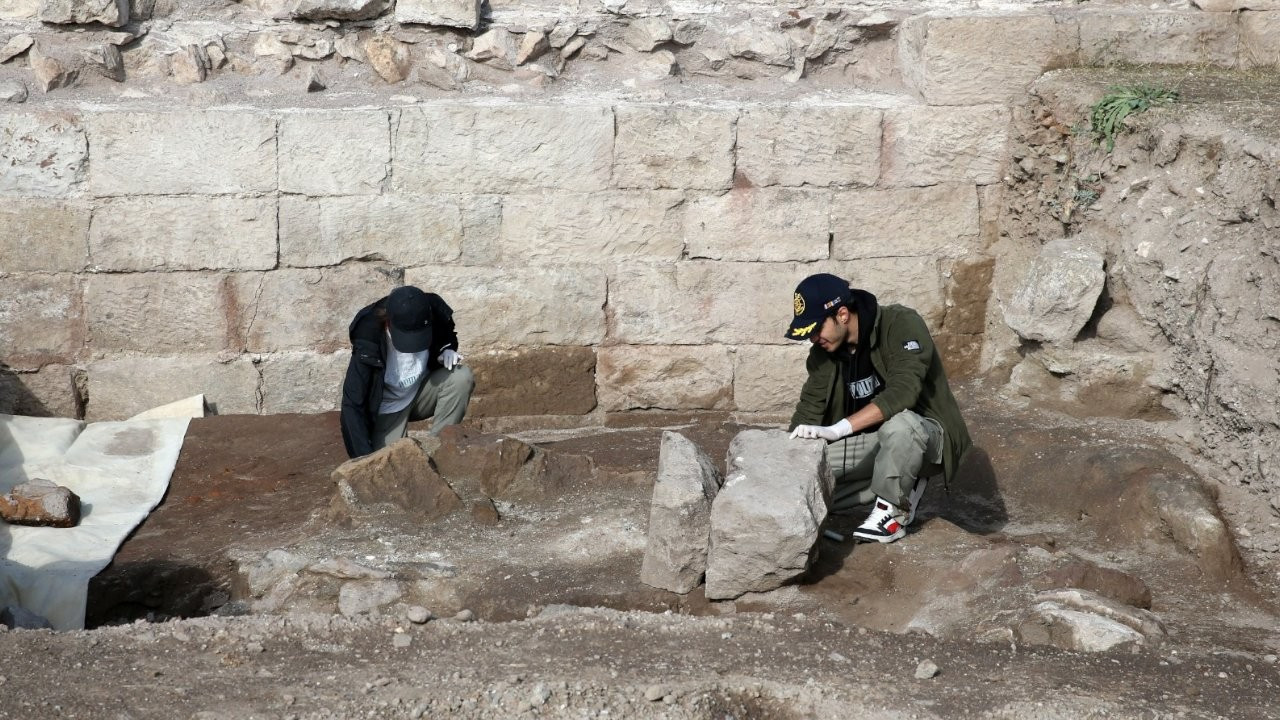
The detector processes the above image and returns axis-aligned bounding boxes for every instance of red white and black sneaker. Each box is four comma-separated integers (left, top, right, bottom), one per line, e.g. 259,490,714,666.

852,498,907,543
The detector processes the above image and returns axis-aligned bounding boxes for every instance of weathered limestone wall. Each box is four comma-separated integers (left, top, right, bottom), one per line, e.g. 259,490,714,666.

1,3,1272,422
0,95,1006,420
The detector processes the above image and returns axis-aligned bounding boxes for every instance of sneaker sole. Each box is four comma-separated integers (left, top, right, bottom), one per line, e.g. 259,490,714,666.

851,527,906,543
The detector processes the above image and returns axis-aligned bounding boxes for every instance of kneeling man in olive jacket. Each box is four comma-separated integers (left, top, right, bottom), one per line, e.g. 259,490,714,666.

786,273,972,543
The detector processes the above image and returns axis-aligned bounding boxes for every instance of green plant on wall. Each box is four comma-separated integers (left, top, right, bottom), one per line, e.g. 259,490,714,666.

1089,85,1179,152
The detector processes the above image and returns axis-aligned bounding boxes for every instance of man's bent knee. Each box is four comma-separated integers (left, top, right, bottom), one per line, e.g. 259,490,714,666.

443,364,475,392
876,412,926,449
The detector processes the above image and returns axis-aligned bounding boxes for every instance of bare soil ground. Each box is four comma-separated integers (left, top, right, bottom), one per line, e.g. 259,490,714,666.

3,385,1279,718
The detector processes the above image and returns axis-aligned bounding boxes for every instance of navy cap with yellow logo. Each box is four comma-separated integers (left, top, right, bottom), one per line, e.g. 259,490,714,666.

786,273,851,340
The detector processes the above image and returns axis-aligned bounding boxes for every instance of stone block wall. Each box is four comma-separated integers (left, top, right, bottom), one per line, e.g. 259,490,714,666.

2,4,1269,422
1,96,1004,420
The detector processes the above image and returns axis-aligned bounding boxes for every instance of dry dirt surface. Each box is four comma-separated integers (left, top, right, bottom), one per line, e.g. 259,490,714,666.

4,386,1280,718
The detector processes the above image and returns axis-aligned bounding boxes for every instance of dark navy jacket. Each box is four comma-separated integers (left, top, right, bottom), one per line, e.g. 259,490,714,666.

340,293,458,458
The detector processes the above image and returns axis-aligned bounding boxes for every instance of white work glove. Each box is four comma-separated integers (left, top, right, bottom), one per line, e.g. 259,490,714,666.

789,418,853,442
438,348,463,370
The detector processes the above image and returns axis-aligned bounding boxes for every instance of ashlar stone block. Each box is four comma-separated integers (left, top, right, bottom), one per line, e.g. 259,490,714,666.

88,111,277,196
259,351,350,414
85,272,230,354
279,194,463,267
685,188,831,262
0,112,87,197
596,345,733,412
239,265,400,353
404,265,606,349
613,106,735,191
898,14,1079,105
0,365,80,417
608,261,805,345
467,346,597,416
90,196,277,271
395,0,479,30
881,105,1010,187
1242,12,1280,68
1079,11,1239,67
735,105,881,187
831,184,979,260
86,354,259,420
38,0,127,25
278,111,389,195
0,199,89,271
0,274,84,369
500,191,684,262
732,344,811,414
394,105,613,193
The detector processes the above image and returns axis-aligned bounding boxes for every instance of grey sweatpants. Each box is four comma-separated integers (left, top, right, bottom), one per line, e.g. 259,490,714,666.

373,365,475,449
826,409,944,512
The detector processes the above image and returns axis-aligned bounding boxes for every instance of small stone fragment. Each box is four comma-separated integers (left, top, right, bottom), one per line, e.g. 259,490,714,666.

81,43,124,82
28,41,80,93
0,80,27,103
363,34,411,83
623,17,672,52
548,22,577,48
560,37,586,60
392,633,412,648
0,34,34,64
914,660,940,679
516,31,549,65
406,606,432,624
0,479,81,527
453,609,475,622
170,45,209,84
644,685,668,702
303,66,326,92
335,33,366,62
466,27,517,69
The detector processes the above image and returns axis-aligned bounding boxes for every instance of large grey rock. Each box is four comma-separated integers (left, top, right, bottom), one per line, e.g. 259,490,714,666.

332,438,463,522
292,0,386,21
395,0,479,30
38,0,127,26
704,429,833,599
1003,239,1106,345
640,432,723,594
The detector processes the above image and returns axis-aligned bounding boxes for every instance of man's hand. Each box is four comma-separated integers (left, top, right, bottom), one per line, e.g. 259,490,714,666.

438,349,463,370
789,418,853,442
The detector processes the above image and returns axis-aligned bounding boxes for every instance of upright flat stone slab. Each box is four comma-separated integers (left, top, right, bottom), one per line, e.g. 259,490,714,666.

640,432,723,594
395,0,479,30
704,429,832,600
1003,238,1106,345
0,112,87,197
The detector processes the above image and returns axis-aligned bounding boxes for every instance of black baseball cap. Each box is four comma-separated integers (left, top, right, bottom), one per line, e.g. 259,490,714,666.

786,273,850,340
386,286,433,353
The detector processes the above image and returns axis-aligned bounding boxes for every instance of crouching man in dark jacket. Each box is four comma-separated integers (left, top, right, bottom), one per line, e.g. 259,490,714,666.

786,273,971,544
340,285,475,458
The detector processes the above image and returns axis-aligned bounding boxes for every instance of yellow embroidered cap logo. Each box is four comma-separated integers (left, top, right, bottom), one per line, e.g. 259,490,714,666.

790,321,817,338
793,292,805,316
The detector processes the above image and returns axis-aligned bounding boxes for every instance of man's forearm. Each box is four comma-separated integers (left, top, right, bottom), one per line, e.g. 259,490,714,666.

845,403,885,434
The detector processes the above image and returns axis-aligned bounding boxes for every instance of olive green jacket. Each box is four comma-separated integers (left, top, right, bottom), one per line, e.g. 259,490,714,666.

788,304,972,486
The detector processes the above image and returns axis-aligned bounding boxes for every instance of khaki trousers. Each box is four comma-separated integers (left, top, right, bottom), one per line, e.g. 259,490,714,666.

373,365,475,450
826,409,944,512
